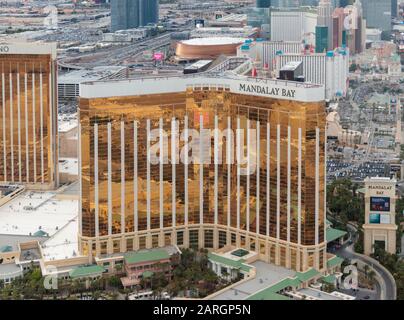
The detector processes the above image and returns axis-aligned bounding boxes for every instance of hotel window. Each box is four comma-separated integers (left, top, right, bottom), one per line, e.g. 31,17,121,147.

81,242,89,256
218,231,226,248
240,235,246,248
290,249,297,270
152,235,159,247
113,240,120,253
163,232,171,246
231,233,236,245
176,231,183,246
126,239,133,252
189,230,199,248
280,247,286,266
259,242,265,254
270,246,276,264
100,242,107,255
204,230,213,248
139,236,146,249
250,238,255,251
319,251,324,269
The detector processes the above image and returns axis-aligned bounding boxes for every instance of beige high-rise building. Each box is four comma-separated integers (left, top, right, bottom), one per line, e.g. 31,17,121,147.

78,74,327,272
0,42,58,189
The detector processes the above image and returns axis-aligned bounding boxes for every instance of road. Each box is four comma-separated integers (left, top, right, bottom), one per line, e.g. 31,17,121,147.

336,223,397,300
58,32,175,69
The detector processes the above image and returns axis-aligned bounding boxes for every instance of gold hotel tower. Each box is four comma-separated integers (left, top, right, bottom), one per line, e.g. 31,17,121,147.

0,42,58,189
79,75,327,272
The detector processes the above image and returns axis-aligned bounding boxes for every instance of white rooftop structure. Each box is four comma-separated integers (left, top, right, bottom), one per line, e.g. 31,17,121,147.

210,261,296,300
58,66,127,84
182,37,246,46
59,158,79,176
216,14,246,23
58,114,78,133
0,191,78,237
58,66,127,99
41,216,79,261
191,26,256,39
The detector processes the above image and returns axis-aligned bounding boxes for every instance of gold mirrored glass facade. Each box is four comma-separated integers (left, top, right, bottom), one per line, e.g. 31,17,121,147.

0,44,58,189
79,81,327,272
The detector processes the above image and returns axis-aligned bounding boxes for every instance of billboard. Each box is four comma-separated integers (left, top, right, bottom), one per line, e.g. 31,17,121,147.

153,52,164,61
369,213,380,224
194,19,205,28
370,197,390,212
369,213,390,224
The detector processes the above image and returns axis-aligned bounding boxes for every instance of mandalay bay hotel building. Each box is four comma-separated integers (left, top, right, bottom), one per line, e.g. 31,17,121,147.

79,73,327,272
0,42,58,189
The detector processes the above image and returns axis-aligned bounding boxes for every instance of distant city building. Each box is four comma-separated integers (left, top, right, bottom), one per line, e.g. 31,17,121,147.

362,0,392,40
346,1,366,55
316,0,334,52
139,0,159,27
247,7,271,39
237,40,303,69
256,0,271,7
366,28,383,43
332,8,346,49
274,47,349,100
111,0,158,32
111,0,139,32
271,8,318,44
391,0,398,18
0,42,58,189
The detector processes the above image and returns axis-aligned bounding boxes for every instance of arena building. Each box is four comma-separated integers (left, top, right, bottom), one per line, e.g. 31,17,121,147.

175,37,246,61
78,73,328,273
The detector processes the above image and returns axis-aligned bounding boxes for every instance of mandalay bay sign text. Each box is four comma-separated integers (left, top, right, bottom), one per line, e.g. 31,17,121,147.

238,83,297,99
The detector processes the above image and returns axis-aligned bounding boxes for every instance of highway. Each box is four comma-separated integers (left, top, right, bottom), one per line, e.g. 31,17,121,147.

58,32,175,69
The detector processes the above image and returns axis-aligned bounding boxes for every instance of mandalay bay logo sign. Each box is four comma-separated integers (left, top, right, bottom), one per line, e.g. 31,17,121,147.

239,83,297,99
147,117,259,175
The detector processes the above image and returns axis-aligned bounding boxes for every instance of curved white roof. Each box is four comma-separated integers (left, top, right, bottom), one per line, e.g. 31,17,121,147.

181,37,246,46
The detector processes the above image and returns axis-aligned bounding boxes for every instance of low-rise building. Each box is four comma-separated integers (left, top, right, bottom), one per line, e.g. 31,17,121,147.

120,246,181,288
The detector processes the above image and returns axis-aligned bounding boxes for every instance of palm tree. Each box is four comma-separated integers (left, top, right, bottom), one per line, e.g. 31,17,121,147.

364,264,369,278
368,270,376,287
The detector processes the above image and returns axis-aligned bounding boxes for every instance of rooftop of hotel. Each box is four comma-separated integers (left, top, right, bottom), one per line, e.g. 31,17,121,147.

124,245,180,265
0,190,78,238
59,158,79,176
0,41,57,58
210,261,296,300
295,288,355,300
79,73,325,103
58,114,78,133
81,73,323,89
41,216,79,261
180,37,247,46
58,66,127,84
0,234,46,252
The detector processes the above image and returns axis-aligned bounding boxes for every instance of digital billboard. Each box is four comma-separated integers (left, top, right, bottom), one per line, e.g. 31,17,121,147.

370,197,390,212
369,213,390,224
369,213,380,224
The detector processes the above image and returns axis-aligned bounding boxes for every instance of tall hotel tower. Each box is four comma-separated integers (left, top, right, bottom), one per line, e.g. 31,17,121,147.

316,0,334,53
79,74,327,272
0,42,58,189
